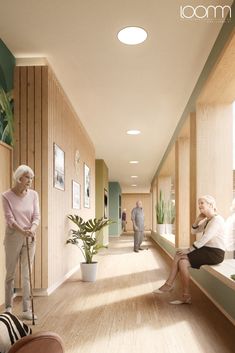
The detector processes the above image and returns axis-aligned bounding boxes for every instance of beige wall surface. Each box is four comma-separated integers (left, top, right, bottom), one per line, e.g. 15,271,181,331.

0,142,12,306
122,193,151,231
47,67,96,289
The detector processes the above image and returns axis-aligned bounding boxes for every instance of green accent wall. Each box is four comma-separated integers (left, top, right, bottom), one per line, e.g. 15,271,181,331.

0,39,15,146
151,232,235,323
109,182,122,236
95,159,109,245
0,39,15,91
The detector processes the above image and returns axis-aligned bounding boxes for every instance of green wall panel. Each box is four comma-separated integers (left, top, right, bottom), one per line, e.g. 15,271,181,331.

109,182,122,236
0,39,15,146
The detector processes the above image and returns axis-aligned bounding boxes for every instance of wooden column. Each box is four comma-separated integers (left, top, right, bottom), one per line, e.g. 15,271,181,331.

196,103,233,218
189,113,197,245
175,138,190,248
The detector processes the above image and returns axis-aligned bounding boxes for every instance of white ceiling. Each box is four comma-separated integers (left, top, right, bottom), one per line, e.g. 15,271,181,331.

0,0,232,192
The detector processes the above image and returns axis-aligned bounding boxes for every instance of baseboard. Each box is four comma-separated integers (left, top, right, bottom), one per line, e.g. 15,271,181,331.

15,264,80,297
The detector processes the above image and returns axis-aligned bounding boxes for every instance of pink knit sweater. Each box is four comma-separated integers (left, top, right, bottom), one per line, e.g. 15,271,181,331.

2,189,40,230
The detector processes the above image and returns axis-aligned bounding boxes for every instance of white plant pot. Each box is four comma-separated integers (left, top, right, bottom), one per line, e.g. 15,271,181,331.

157,224,165,235
165,224,173,235
80,262,98,282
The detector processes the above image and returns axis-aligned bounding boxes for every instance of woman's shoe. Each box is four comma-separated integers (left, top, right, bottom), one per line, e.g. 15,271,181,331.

5,307,12,313
22,310,38,320
153,282,174,294
169,293,192,305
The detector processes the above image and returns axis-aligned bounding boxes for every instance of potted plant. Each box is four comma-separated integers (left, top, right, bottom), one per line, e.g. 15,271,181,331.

66,215,113,282
165,200,175,234
156,190,165,234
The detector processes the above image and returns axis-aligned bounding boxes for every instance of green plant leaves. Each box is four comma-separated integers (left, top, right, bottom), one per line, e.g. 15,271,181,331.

66,215,114,263
0,85,13,146
156,190,165,224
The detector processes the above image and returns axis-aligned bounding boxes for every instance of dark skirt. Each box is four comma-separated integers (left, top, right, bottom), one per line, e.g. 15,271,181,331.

187,246,225,269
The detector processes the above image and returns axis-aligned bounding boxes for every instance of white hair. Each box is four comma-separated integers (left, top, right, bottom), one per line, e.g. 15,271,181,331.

199,195,217,211
13,165,34,183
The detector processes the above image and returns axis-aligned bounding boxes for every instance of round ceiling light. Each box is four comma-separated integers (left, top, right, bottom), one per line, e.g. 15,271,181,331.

131,175,138,178
127,130,141,135
131,184,137,187
129,161,139,164
117,27,147,45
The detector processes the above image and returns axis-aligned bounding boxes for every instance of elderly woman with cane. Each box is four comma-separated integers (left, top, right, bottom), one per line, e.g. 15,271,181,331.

2,165,40,320
154,195,225,304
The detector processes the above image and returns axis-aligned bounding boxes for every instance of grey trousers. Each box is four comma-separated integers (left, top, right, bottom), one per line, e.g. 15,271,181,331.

4,227,36,311
134,231,144,251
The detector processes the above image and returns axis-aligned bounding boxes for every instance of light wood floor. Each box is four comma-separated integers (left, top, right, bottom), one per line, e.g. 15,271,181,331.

10,235,235,353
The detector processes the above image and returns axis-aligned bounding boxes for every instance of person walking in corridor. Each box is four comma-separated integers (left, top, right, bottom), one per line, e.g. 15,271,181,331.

2,165,40,320
121,209,127,232
131,201,145,252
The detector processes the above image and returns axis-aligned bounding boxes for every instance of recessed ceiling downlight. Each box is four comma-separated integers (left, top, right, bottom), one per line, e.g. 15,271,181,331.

131,184,137,187
127,130,141,135
118,27,147,45
129,161,139,164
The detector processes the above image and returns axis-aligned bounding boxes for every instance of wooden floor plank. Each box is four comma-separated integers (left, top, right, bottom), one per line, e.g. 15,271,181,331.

7,235,235,353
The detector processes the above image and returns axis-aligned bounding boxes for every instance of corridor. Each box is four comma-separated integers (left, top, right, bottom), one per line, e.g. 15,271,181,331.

12,235,235,353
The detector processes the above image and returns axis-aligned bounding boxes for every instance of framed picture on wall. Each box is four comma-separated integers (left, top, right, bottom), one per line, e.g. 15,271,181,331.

72,180,81,209
84,163,90,208
119,194,121,219
54,143,65,191
104,188,108,218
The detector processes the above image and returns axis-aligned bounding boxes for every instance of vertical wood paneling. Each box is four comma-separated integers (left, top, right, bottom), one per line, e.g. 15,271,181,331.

34,67,42,288
27,67,35,177
14,65,96,293
189,113,197,245
13,68,20,169
27,67,35,285
41,66,48,288
20,67,27,164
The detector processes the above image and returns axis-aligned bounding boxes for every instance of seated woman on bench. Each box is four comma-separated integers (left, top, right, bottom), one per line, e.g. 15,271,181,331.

154,195,225,304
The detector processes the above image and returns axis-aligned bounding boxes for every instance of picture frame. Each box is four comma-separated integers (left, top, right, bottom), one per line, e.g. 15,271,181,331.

84,163,90,208
104,188,108,219
54,143,65,191
72,180,81,210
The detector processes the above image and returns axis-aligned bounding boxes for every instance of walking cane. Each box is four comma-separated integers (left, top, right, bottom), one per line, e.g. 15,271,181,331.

26,236,35,325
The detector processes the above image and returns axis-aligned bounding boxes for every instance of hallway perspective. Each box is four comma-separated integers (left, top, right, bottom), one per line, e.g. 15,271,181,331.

12,235,235,353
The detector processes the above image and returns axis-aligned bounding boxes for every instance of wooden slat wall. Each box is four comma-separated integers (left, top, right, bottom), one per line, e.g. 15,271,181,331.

14,66,44,289
0,142,12,306
14,65,96,292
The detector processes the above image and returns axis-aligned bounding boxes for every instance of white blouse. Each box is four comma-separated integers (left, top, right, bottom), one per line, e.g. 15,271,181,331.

191,215,225,251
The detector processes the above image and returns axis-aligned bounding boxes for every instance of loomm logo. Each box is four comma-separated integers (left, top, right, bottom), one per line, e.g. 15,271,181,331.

180,5,231,20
